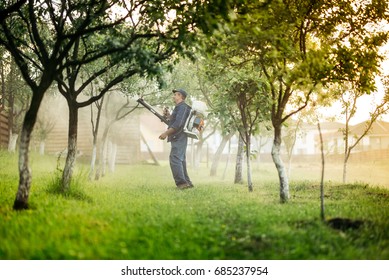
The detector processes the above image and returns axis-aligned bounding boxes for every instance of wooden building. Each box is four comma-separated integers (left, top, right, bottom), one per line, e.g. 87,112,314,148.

0,110,8,149
42,96,142,164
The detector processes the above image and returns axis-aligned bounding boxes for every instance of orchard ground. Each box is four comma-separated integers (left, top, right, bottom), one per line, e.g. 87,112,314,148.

0,151,388,259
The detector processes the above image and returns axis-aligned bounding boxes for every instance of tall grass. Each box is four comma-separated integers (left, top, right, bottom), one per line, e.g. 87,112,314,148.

0,151,388,259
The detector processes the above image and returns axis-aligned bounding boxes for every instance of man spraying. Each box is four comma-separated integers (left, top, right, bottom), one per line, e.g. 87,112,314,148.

159,89,193,190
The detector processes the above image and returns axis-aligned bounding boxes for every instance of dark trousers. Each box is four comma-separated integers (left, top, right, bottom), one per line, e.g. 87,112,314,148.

169,136,192,186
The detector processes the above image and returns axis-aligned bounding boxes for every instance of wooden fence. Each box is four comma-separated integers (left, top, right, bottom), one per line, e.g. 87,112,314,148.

0,111,9,148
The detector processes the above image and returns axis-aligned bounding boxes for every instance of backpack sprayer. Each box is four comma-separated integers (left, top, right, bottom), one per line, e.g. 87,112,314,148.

137,98,207,140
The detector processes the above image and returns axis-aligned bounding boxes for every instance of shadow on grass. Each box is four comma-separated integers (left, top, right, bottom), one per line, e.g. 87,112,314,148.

293,217,366,231
46,184,93,203
326,217,365,231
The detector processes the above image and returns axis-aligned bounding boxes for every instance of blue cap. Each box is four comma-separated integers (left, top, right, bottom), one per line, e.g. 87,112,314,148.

172,89,187,98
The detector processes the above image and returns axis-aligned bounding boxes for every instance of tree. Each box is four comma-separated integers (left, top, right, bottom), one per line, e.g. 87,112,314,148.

56,0,237,191
210,131,234,176
340,80,389,183
95,76,159,179
192,59,236,175
283,118,302,178
89,90,104,180
229,79,269,191
317,118,326,221
1,57,31,152
253,124,272,170
200,48,271,190
0,47,6,111
1,0,232,209
34,94,56,155
234,134,244,184
212,0,389,202
1,0,131,209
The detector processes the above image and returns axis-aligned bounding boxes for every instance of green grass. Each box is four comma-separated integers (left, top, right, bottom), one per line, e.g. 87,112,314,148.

0,150,388,260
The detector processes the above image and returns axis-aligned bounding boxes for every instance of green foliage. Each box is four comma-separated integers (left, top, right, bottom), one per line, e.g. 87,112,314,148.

1,152,388,259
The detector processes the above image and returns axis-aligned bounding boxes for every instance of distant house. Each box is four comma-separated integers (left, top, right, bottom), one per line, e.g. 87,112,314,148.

291,120,389,157
249,121,346,157
42,96,143,164
349,120,389,151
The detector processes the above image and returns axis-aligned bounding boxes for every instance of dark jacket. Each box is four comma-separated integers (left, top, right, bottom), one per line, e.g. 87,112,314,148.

168,101,191,142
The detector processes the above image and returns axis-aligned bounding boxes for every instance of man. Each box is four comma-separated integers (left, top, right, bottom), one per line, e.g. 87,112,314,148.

159,89,193,189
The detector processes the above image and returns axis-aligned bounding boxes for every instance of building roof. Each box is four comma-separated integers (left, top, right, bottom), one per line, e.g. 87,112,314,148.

318,121,344,131
350,120,389,136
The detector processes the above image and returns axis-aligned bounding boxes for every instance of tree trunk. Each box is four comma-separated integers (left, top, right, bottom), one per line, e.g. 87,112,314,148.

342,121,350,183
234,135,244,184
102,139,108,177
7,74,15,152
287,120,300,178
246,138,253,192
255,136,263,171
271,125,289,203
95,143,102,180
89,143,97,180
8,132,18,152
141,132,159,165
39,141,45,155
210,132,233,176
13,91,45,210
317,121,325,221
61,103,78,192
95,124,110,180
343,152,350,184
222,139,231,180
195,140,204,169
287,156,292,179
89,97,103,180
14,124,34,209
108,143,117,172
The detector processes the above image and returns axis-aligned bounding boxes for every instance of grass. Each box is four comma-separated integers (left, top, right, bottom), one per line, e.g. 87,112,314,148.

0,150,388,260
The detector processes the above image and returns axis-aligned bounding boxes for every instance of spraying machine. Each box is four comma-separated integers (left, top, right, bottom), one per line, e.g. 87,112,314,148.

137,98,207,140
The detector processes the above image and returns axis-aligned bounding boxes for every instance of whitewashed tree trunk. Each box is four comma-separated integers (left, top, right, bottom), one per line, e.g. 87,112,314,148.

39,141,45,155
210,132,233,176
222,139,231,180
95,133,107,180
271,126,289,203
61,104,78,192
101,139,109,177
343,155,349,184
14,89,47,210
89,144,97,180
194,140,204,169
246,137,253,192
109,143,117,172
141,132,159,166
8,132,18,152
14,126,32,209
255,137,262,171
234,135,244,184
